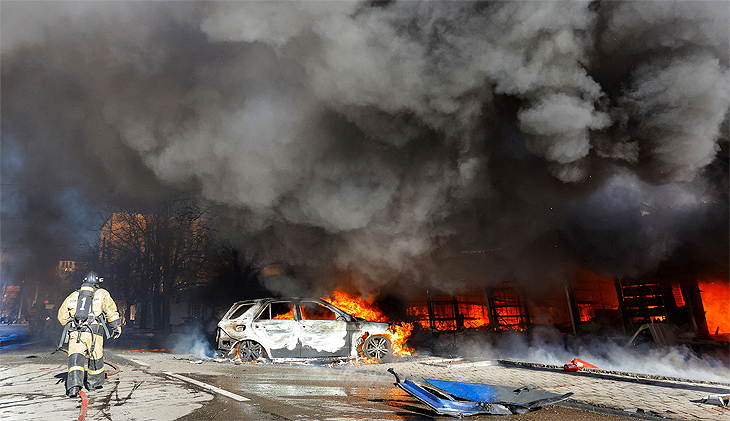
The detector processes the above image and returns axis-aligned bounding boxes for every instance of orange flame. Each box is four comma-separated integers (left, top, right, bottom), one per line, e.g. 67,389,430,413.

322,290,413,356
698,279,729,340
273,309,294,320
121,349,170,353
409,302,491,330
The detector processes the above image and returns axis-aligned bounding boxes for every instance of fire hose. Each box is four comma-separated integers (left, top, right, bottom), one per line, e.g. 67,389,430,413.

54,347,121,421
77,390,88,421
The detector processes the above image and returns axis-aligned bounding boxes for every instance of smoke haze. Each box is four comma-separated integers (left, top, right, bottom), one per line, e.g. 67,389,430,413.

429,326,730,383
1,1,728,295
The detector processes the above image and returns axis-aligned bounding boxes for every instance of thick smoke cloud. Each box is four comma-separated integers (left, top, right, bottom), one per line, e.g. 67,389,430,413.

1,1,727,296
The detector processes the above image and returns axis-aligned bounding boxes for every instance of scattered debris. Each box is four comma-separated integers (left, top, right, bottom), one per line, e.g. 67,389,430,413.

388,368,573,417
700,394,730,406
624,408,661,416
563,358,598,372
625,323,678,347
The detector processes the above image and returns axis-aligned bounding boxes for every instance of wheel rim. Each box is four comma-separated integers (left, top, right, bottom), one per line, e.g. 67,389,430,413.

237,340,263,361
365,336,389,360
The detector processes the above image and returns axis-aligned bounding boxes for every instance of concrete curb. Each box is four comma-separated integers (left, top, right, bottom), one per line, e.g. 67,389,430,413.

497,359,730,387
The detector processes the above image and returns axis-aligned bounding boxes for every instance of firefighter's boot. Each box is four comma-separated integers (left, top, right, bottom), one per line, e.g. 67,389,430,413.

67,386,81,398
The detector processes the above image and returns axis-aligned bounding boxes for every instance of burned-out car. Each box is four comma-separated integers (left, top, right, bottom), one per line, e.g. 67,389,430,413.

216,298,393,361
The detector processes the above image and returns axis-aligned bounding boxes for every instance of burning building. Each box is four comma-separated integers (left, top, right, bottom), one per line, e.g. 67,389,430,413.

2,1,728,371
400,265,728,347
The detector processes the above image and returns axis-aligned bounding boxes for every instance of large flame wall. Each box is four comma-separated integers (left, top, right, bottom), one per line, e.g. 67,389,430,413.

698,279,729,340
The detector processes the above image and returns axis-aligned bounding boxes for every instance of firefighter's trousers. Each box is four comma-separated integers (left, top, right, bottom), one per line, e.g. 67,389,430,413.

67,325,105,392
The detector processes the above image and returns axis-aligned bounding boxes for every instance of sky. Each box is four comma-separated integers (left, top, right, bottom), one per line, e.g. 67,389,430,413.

1,1,728,298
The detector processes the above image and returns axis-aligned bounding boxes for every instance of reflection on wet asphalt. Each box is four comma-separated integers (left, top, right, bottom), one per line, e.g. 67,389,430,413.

179,361,636,421
1,331,637,421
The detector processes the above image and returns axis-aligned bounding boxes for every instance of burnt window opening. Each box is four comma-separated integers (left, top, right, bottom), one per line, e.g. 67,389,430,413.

455,291,490,329
256,301,294,320
407,289,491,331
429,293,457,331
229,303,255,319
300,302,337,321
488,283,529,331
617,279,668,325
573,268,620,323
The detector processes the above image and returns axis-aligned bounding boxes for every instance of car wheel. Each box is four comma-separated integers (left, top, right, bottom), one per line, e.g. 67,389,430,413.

363,335,391,361
235,340,265,362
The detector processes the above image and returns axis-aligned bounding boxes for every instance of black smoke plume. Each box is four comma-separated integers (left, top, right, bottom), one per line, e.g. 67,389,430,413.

1,1,727,296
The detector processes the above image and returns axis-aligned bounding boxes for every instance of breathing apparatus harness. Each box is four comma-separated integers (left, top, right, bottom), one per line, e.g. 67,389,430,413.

56,282,110,354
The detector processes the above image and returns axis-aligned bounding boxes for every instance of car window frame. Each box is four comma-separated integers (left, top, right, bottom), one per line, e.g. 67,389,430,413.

312,300,353,322
227,302,256,320
299,300,340,321
254,300,296,321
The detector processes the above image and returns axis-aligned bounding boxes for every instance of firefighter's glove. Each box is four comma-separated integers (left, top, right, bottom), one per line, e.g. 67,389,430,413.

112,326,122,339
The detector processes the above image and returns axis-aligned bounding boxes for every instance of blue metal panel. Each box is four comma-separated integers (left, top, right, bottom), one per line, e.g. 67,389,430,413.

396,380,512,417
388,368,572,417
425,379,499,402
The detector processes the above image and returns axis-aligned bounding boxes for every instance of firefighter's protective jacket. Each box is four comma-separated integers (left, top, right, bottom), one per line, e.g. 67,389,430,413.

58,285,120,395
57,286,121,329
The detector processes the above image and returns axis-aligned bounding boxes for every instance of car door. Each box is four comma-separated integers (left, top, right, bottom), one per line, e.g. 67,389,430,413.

250,301,300,357
217,302,256,349
298,300,351,357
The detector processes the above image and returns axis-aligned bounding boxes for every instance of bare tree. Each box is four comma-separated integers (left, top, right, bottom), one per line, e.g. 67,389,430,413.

99,198,213,330
202,242,265,309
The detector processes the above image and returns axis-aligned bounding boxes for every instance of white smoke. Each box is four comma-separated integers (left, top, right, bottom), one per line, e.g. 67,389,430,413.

173,328,217,360
431,326,730,383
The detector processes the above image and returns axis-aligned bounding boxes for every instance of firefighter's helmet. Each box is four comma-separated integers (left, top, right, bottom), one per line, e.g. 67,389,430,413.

83,271,103,285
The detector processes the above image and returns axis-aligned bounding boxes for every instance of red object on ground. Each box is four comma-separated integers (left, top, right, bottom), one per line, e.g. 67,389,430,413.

563,358,598,372
104,359,121,376
78,390,88,421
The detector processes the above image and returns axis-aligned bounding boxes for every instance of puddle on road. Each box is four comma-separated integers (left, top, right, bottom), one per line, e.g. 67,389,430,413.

249,383,348,397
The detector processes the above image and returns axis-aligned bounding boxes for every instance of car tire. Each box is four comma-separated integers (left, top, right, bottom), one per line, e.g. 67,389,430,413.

235,340,266,362
362,335,392,362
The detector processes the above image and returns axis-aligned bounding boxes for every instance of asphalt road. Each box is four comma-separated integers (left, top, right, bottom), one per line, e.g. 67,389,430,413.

0,325,635,421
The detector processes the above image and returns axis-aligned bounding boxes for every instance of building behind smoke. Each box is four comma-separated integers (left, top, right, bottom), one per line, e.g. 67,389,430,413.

99,212,213,330
2,1,726,346
55,260,88,286
405,266,728,345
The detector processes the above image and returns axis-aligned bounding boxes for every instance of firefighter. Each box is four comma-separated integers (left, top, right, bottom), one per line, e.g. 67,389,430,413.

26,302,42,336
57,271,122,397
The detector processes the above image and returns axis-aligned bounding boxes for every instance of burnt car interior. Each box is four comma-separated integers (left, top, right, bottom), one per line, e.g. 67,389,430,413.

258,301,295,320
300,301,344,321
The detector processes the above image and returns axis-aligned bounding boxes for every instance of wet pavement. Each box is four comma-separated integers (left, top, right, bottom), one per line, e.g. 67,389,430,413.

1,325,728,420
347,357,730,421
0,350,635,421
